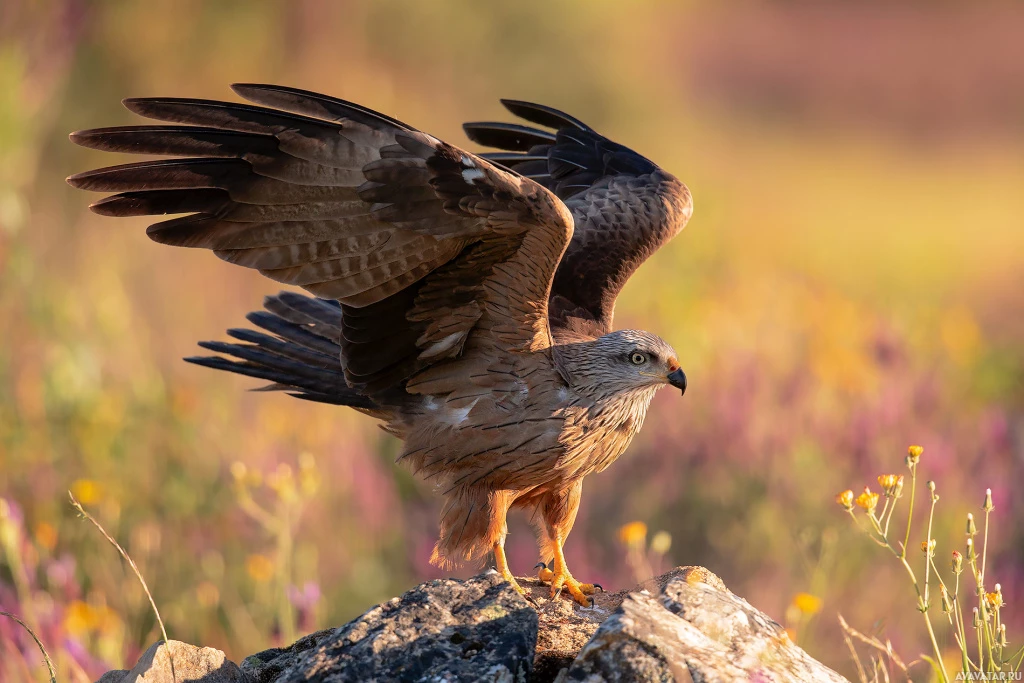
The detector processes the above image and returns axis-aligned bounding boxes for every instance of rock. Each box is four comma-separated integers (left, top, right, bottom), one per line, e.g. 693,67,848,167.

276,570,537,682
95,672,130,683
92,566,846,682
94,640,247,683
241,628,336,683
556,566,848,683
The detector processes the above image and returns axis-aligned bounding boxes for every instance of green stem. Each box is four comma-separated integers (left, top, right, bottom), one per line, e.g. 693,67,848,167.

950,568,974,672
923,495,936,605
981,508,990,585
896,555,949,683
901,467,917,560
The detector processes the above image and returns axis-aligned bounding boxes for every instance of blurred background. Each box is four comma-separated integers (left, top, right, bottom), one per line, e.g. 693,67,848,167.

1,1,1023,680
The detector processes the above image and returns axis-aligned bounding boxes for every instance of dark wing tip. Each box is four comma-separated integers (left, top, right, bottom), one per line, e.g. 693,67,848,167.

66,169,97,190
87,195,127,216
499,99,592,131
229,82,270,98
68,129,91,146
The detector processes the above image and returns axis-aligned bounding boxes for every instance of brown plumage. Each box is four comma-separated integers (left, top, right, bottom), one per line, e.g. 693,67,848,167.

68,84,692,605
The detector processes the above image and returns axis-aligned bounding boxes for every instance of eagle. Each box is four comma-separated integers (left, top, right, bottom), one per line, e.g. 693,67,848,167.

68,84,692,606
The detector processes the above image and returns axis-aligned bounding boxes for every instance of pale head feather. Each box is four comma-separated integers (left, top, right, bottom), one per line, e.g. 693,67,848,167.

554,329,680,400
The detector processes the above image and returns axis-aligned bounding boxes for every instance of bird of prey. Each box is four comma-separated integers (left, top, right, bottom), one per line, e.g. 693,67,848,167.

68,84,692,606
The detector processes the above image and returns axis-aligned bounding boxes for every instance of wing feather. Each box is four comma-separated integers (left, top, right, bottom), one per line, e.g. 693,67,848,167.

70,85,573,405
464,100,692,335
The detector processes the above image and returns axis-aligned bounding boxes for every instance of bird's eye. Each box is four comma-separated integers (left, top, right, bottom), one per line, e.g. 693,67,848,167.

630,352,648,365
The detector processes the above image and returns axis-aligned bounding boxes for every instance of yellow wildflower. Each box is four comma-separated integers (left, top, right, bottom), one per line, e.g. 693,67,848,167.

71,479,103,505
63,600,94,636
792,592,823,616
618,521,647,546
63,599,121,636
246,553,275,583
906,445,923,466
986,584,1004,610
876,475,903,497
835,489,854,510
921,539,936,556
854,487,879,514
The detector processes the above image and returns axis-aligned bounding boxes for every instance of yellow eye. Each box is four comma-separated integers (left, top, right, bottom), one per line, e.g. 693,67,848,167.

630,352,647,365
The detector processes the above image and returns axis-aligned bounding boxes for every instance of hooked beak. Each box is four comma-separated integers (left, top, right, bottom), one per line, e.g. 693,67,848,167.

667,368,687,395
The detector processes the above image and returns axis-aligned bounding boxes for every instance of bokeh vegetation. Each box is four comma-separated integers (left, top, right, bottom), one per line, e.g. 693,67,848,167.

1,2,1022,681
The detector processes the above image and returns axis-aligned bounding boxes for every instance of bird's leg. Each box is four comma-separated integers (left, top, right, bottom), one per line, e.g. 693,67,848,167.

537,533,602,607
493,541,525,595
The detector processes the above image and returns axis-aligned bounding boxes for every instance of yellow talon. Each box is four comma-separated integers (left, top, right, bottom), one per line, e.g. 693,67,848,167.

535,560,602,607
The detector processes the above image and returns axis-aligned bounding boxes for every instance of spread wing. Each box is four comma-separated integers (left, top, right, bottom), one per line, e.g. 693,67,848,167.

464,101,692,337
68,84,573,405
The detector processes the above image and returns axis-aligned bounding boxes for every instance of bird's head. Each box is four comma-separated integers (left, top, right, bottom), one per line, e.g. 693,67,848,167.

555,329,686,399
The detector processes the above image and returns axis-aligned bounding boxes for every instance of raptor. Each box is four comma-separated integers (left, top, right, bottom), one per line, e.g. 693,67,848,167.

68,84,693,606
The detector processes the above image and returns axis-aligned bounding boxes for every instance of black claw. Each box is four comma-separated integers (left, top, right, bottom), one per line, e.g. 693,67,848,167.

593,583,604,593
553,586,563,601
524,594,540,608
534,562,547,570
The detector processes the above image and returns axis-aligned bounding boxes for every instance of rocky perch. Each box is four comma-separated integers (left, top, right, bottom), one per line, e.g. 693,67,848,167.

95,566,848,683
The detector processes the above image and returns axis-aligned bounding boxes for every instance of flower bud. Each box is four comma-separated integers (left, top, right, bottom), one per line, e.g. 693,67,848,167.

951,550,963,574
921,539,936,556
999,623,1008,648
967,538,976,562
940,584,953,614
835,489,855,511
973,606,980,628
982,488,994,512
966,513,977,537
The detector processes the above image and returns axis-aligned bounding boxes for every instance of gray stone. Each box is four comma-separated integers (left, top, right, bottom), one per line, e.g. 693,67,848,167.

93,640,247,683
92,566,847,683
276,571,537,683
240,628,336,683
95,672,130,683
557,567,848,683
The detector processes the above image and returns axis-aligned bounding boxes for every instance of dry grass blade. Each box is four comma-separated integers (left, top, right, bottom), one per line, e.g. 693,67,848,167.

69,492,175,683
840,614,871,683
0,610,58,683
839,613,911,681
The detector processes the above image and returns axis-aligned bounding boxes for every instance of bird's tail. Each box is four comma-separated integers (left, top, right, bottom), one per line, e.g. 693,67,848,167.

186,291,378,409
